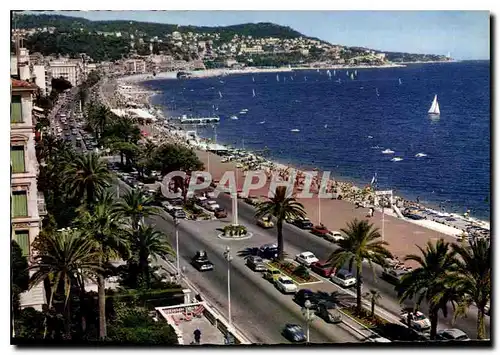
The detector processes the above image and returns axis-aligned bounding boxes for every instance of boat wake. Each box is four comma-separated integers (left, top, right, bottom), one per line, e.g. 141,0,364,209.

391,157,403,162
230,115,238,120
258,121,266,124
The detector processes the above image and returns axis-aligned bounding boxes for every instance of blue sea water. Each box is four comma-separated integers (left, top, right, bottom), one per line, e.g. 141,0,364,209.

143,61,491,221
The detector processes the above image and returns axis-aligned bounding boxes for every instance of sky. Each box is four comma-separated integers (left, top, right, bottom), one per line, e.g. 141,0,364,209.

32,11,490,60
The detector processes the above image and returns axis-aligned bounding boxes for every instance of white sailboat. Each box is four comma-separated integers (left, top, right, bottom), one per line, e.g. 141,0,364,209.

350,73,354,80
375,88,380,97
317,69,320,73
218,91,223,99
398,78,402,85
428,95,440,116
333,70,336,76
346,70,349,76
252,76,255,82
252,89,256,97
276,74,280,82
354,70,358,76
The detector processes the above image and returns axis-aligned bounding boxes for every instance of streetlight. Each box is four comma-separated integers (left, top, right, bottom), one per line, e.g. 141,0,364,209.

302,299,315,343
174,218,180,277
223,246,233,328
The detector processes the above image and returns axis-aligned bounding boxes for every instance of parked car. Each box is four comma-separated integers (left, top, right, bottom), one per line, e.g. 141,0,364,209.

257,215,274,228
293,289,319,308
259,243,278,259
246,256,266,272
331,269,356,288
436,329,470,341
310,261,335,277
195,196,208,205
282,324,306,343
161,201,174,212
364,334,392,343
214,208,227,219
316,301,342,324
275,276,298,294
293,218,314,230
400,310,431,332
381,268,408,285
295,251,319,267
263,268,282,282
191,250,214,271
205,201,219,211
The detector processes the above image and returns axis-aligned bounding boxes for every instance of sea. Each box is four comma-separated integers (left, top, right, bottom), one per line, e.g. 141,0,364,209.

142,61,491,221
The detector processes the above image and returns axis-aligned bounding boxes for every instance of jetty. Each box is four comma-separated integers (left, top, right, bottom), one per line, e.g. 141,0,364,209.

172,114,220,124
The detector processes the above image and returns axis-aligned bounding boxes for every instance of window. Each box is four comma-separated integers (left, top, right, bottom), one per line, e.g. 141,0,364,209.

11,190,28,217
10,146,25,173
11,95,22,123
14,230,30,257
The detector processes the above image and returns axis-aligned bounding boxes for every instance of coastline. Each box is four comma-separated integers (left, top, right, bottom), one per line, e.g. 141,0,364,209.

108,76,490,233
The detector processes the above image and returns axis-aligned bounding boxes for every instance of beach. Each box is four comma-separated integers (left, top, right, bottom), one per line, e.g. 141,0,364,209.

102,74,490,267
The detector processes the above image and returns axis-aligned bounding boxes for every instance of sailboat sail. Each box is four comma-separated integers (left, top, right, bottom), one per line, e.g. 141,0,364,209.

333,70,336,76
276,74,280,82
252,76,255,82
399,78,402,85
350,73,354,80
354,70,358,76
219,91,223,99
252,89,256,97
428,95,440,115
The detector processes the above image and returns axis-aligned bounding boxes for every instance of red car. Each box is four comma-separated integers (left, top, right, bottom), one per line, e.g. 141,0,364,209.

311,225,331,238
310,261,336,277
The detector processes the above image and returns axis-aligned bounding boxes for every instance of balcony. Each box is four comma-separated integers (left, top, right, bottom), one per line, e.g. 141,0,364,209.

37,192,47,216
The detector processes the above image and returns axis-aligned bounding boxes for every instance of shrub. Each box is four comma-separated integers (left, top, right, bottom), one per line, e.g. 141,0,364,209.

293,265,310,279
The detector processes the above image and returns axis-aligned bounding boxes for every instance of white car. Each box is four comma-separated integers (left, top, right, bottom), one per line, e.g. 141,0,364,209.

195,196,207,205
206,203,220,212
331,269,357,288
329,231,345,242
161,201,174,211
364,335,392,343
400,311,431,331
295,252,319,267
274,276,298,294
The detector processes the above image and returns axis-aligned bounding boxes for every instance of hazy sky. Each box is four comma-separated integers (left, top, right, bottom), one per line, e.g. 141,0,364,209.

38,11,490,60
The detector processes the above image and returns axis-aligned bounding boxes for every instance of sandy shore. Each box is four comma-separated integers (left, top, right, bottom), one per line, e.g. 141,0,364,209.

195,149,459,268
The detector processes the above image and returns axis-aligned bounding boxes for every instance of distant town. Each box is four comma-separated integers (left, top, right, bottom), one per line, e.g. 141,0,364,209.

11,12,453,87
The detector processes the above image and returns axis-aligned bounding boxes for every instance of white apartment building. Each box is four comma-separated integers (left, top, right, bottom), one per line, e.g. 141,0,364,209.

11,78,47,311
49,60,81,87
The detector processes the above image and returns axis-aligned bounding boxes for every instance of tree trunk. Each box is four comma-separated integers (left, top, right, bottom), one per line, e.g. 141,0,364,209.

277,219,284,260
477,307,485,339
356,261,363,314
120,153,124,165
429,309,439,340
63,297,72,340
78,279,87,335
98,257,107,339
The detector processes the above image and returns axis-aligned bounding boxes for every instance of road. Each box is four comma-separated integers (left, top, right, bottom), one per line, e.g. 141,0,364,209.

213,194,490,339
116,180,362,344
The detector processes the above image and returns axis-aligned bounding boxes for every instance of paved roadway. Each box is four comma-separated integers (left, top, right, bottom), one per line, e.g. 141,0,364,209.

116,180,362,344
213,194,490,339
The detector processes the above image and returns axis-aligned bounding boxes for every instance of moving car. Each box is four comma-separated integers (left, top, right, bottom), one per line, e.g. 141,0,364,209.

171,208,187,219
257,215,274,229
327,231,345,243
259,243,278,259
282,324,307,343
295,251,319,267
316,301,342,324
400,310,431,331
246,256,266,272
311,225,332,238
293,289,319,308
331,269,356,288
275,276,298,294
436,329,470,341
263,268,282,282
381,268,408,285
293,218,314,230
191,250,214,271
310,261,335,277
214,208,227,219
205,201,220,211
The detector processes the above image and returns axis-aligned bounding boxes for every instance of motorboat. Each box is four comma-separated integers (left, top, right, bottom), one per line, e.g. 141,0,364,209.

382,149,395,154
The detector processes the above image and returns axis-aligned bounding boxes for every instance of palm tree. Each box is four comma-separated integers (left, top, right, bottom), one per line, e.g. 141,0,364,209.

125,224,175,288
365,289,382,317
327,218,392,313
114,188,163,231
397,239,458,339
255,186,306,260
76,196,130,339
63,152,112,207
29,229,102,339
448,239,491,339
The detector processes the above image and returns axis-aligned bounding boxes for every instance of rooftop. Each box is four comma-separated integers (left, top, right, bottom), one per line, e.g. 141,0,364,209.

11,78,37,90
